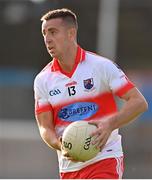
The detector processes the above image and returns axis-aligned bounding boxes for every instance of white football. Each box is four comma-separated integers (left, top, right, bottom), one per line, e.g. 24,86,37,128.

62,121,100,162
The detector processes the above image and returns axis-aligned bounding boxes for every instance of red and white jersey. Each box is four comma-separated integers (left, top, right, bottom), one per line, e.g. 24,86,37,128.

34,46,134,173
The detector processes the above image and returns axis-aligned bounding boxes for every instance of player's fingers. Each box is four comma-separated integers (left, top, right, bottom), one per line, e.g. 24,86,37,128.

62,151,68,156
92,134,104,147
95,138,106,149
92,135,104,149
88,120,99,126
90,127,102,137
91,133,100,145
61,147,70,157
95,132,110,149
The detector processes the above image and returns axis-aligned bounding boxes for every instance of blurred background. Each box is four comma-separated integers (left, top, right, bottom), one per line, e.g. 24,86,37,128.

0,0,152,178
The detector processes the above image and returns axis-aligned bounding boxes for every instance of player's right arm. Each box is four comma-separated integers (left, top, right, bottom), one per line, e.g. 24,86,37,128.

35,111,61,151
34,75,61,151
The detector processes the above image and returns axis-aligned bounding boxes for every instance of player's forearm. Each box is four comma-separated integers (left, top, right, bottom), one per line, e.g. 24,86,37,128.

110,95,148,131
40,128,61,151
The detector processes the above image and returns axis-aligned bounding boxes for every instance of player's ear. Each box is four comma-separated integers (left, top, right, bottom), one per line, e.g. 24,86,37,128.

68,27,77,41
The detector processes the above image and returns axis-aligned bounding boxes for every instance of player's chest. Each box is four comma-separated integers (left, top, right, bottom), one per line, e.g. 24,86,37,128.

45,70,103,106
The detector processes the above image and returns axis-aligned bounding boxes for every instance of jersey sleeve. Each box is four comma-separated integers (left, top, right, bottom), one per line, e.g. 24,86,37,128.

34,76,53,115
104,60,135,97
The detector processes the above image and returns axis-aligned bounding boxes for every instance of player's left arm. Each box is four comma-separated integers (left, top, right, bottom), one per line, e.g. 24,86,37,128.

89,60,148,149
110,87,148,129
89,87,148,149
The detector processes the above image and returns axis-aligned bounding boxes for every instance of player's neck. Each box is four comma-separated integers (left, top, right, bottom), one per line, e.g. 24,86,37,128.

58,43,78,73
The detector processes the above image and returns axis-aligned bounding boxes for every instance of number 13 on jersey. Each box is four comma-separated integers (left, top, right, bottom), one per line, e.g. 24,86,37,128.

68,86,76,96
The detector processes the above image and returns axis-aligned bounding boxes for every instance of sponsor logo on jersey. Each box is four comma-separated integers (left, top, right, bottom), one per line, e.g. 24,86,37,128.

49,89,61,96
83,78,94,90
58,102,98,122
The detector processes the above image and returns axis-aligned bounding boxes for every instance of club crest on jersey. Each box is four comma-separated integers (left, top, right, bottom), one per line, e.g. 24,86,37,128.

83,78,94,90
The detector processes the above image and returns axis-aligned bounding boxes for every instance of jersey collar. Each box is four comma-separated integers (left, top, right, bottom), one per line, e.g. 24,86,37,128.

51,46,86,77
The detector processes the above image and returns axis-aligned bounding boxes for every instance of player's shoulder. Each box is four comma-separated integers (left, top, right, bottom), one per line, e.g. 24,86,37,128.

34,62,52,84
85,51,115,67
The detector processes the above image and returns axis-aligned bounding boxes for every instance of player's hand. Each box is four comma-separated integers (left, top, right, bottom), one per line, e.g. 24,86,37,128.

59,136,84,162
61,146,84,162
88,116,114,150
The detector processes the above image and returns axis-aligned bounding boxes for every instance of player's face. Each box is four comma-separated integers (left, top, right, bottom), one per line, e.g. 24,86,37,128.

42,18,74,59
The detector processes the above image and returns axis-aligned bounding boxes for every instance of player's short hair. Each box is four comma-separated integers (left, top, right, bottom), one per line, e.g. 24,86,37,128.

41,8,78,29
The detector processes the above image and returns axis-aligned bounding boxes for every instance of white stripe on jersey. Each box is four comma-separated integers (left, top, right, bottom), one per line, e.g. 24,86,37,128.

116,156,124,179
